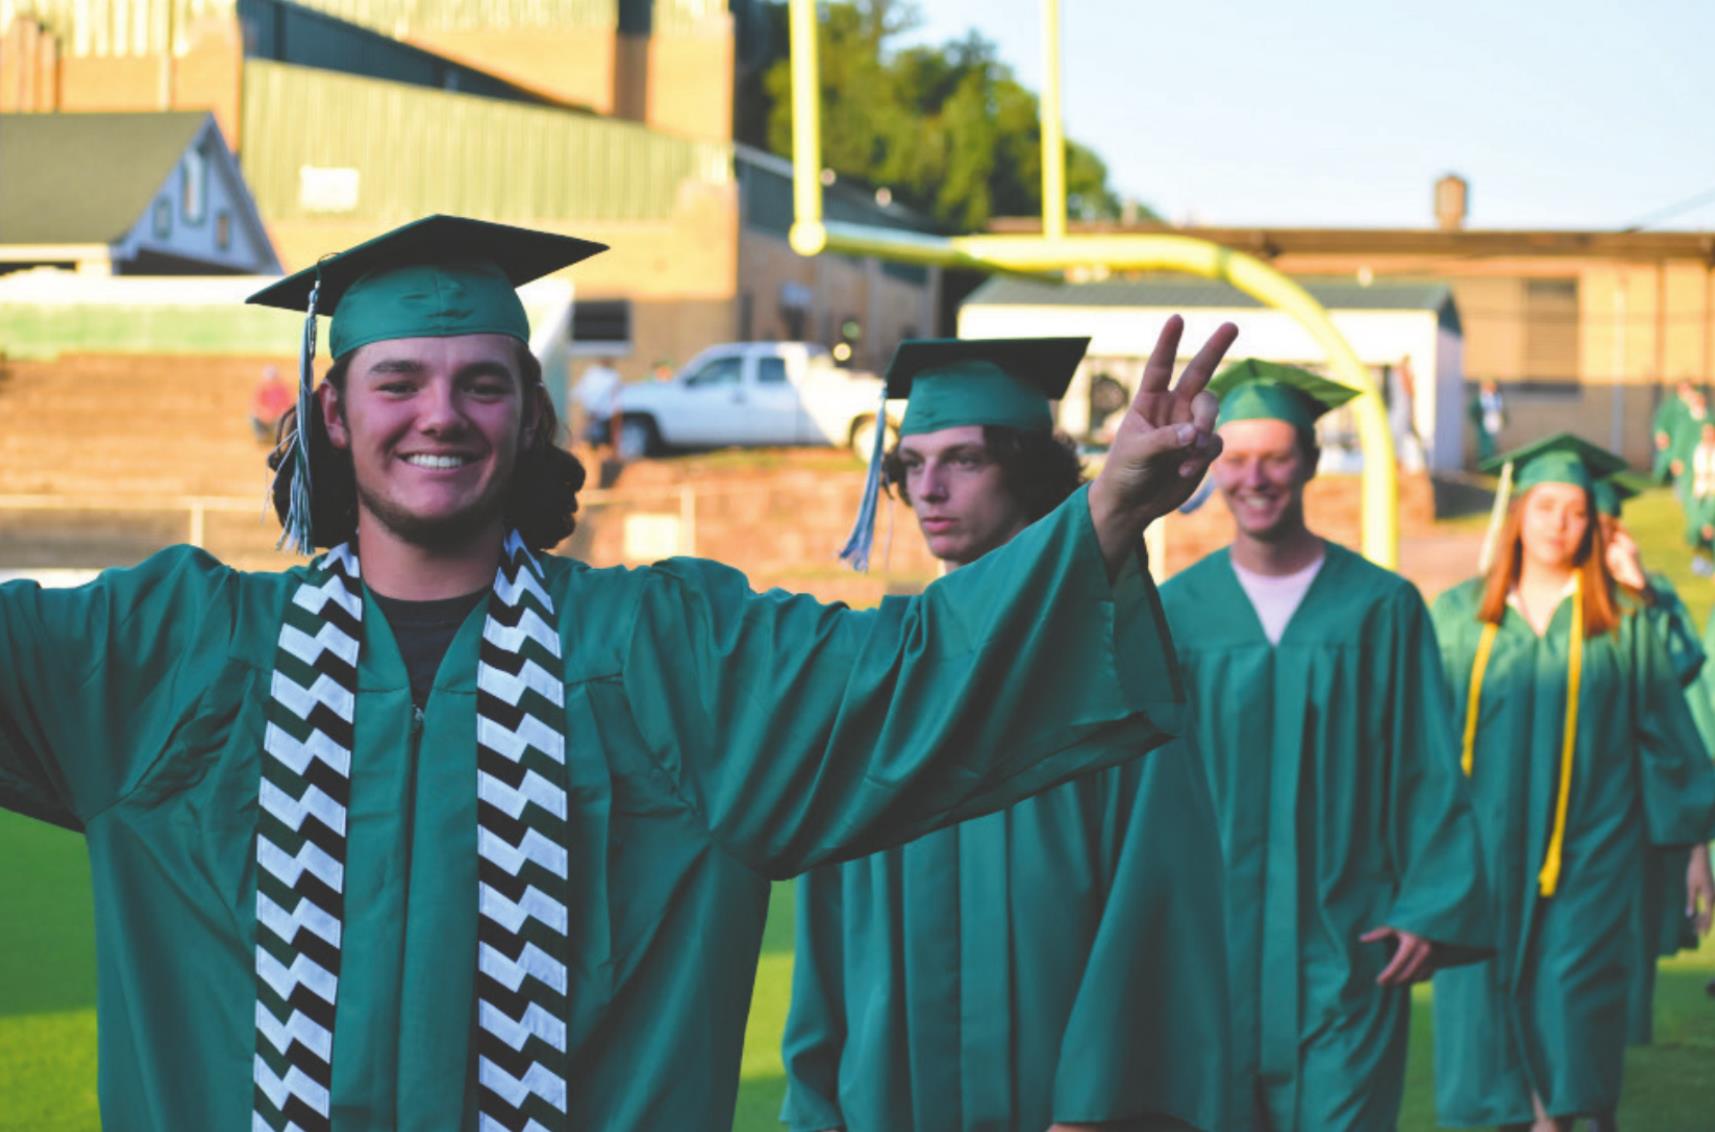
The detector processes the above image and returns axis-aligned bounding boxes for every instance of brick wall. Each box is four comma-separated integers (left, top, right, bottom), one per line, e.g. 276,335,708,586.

1155,470,1439,577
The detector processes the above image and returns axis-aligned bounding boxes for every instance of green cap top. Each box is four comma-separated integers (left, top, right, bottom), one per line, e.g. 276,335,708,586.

1208,358,1361,433
885,337,1089,437
246,215,607,360
1592,469,1653,518
1482,432,1629,494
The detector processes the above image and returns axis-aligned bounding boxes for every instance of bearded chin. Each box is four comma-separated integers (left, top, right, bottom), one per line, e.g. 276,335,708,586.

355,480,508,552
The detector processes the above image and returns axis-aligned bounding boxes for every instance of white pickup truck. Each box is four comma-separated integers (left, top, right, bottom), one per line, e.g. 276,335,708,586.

613,342,896,461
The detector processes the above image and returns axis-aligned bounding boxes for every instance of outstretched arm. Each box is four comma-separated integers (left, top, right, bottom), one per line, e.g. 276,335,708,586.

625,321,1239,878
0,548,237,829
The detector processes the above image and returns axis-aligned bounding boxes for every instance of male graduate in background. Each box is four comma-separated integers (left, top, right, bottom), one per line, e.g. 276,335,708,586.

0,215,1240,1132
1652,380,1699,483
1159,359,1492,1132
780,339,1230,1132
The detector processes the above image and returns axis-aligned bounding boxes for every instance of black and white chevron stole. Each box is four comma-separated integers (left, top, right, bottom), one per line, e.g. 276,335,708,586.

253,533,571,1132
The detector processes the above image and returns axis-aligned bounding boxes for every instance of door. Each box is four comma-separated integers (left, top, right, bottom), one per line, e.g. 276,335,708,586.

746,355,809,444
671,354,748,446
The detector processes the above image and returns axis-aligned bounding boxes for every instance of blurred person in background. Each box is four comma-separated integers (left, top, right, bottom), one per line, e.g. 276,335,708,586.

1651,381,1697,483
1469,378,1506,465
1389,354,1426,472
1684,420,1715,575
251,363,294,442
781,338,1230,1132
573,354,622,454
1161,359,1491,1132
1432,434,1715,1132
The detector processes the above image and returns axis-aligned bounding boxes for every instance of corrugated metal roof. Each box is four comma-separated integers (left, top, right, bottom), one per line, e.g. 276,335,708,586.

0,111,208,245
241,60,731,225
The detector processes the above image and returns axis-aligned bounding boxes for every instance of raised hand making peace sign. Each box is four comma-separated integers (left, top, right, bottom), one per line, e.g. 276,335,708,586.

1088,315,1239,574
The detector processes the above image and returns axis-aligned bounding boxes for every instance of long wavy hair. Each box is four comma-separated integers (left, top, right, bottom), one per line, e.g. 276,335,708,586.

268,342,585,550
1478,487,1623,636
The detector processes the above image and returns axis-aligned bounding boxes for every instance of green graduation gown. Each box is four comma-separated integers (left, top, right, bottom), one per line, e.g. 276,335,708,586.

0,486,1186,1131
1652,393,1688,483
1160,544,1491,1132
1430,579,1715,1125
1627,573,1707,1046
778,744,1230,1132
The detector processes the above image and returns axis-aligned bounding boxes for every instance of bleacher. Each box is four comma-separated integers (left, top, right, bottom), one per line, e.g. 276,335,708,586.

0,353,299,571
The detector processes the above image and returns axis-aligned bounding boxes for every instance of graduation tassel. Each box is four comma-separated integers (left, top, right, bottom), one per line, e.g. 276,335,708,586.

1476,459,1516,574
838,392,890,571
274,272,321,555
1460,621,1499,777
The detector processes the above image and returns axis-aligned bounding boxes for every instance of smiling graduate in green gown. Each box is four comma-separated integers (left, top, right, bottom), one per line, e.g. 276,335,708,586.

779,339,1231,1132
1159,360,1492,1132
1593,472,1715,1048
0,218,1243,1132
1431,435,1715,1130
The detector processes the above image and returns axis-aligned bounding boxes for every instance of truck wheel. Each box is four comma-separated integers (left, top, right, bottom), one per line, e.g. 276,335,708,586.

850,416,897,464
617,416,660,460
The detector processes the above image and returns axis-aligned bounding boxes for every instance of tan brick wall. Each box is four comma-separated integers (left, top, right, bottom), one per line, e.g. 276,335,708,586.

0,17,60,113
739,232,938,373
570,452,940,607
405,26,619,113
1661,262,1711,380
642,25,733,143
26,19,242,142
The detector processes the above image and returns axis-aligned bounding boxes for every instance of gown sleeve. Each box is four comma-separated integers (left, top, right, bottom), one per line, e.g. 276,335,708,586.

623,485,1188,877
1378,585,1493,965
1645,578,1706,687
1049,748,1231,1131
1630,605,1715,848
0,546,237,830
779,865,848,1132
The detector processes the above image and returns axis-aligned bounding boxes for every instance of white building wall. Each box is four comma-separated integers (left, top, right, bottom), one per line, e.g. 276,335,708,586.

113,119,280,274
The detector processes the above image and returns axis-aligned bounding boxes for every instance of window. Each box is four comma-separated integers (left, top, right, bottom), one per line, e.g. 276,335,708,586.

757,357,788,384
181,143,208,224
152,198,172,239
569,299,633,356
298,166,361,214
215,211,232,251
1523,278,1579,380
682,357,744,388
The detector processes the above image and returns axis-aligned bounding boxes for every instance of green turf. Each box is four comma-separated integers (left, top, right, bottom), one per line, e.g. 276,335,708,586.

7,490,1715,1129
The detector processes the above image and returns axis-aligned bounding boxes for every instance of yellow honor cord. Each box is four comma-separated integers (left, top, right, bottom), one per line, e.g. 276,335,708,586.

1538,573,1584,897
1460,576,1584,897
1461,621,1500,777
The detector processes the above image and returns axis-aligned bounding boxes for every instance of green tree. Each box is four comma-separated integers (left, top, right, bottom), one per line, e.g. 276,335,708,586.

752,1,1144,232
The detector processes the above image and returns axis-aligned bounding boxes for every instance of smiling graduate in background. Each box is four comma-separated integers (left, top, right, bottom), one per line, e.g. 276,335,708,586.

1159,359,1492,1132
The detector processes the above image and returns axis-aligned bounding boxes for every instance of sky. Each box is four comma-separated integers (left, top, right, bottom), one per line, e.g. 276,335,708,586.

896,0,1715,231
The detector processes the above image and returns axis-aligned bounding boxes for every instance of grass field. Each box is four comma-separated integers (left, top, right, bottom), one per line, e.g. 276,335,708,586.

4,485,1715,1130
